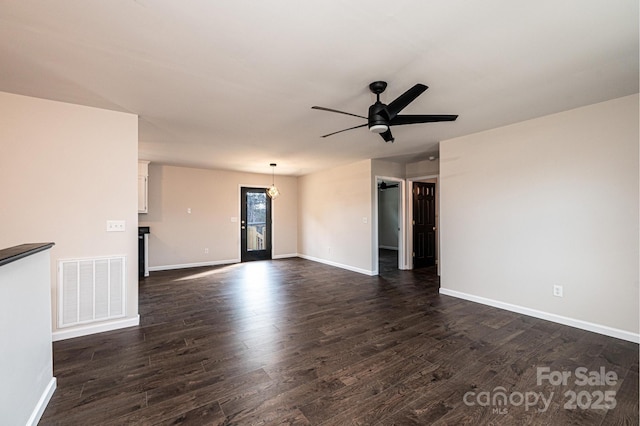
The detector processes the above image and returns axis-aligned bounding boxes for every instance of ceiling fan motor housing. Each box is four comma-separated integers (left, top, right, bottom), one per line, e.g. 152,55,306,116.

368,102,388,133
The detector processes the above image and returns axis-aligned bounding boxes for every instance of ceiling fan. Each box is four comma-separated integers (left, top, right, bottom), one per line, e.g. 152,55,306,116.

312,81,458,143
378,181,399,190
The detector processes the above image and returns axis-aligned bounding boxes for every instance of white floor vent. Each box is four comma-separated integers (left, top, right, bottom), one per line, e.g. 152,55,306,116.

58,256,126,328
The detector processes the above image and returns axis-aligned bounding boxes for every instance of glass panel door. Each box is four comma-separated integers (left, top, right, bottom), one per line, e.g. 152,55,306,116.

241,187,272,262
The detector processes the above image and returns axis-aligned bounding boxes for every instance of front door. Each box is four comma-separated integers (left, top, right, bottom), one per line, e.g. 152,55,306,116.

241,187,272,262
413,182,436,268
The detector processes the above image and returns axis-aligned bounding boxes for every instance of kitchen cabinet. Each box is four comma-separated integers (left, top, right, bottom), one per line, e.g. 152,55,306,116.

138,160,149,213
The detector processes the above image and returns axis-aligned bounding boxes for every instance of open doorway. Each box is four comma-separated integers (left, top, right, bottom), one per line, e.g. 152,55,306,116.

375,176,405,274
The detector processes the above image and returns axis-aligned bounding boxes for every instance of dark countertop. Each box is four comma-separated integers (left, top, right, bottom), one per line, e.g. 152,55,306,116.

0,242,55,267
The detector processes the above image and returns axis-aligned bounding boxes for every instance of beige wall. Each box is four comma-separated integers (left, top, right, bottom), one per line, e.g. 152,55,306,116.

139,164,298,269
0,91,139,336
406,158,439,178
439,94,639,339
372,159,405,179
298,159,374,274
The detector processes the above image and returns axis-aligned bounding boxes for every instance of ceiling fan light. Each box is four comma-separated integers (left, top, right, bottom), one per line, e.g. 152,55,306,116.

369,124,388,134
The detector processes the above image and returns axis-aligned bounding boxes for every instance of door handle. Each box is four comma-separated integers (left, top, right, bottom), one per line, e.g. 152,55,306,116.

433,227,437,231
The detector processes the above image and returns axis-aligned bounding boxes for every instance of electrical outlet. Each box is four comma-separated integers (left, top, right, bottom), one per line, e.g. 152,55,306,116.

106,220,125,232
553,285,563,297
204,248,209,254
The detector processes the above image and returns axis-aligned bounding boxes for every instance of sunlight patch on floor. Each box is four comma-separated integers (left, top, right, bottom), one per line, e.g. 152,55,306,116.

173,263,242,282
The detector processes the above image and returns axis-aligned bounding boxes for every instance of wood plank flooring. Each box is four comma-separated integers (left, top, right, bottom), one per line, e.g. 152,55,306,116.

40,255,638,425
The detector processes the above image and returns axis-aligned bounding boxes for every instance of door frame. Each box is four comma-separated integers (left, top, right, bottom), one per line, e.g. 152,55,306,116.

406,174,439,274
238,184,275,262
373,175,407,274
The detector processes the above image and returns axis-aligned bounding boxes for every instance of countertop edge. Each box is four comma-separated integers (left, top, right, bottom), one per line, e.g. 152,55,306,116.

0,243,55,267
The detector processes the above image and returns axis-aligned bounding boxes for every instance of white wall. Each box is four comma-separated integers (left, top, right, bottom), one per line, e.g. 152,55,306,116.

0,249,55,425
0,92,139,338
139,164,298,269
439,94,639,340
298,160,374,274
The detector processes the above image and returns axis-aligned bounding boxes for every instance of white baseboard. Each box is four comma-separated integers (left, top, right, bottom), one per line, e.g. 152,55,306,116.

52,315,140,342
378,246,399,251
272,253,298,259
26,377,56,426
149,259,239,272
298,254,376,276
439,288,639,344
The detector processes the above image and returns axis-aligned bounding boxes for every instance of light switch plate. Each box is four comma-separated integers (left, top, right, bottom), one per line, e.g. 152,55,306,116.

106,220,125,232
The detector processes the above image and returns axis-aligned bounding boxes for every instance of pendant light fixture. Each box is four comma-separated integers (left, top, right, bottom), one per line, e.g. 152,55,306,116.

267,163,280,199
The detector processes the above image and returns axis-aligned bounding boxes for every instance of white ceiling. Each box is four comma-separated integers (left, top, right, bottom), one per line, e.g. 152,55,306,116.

1,1,637,176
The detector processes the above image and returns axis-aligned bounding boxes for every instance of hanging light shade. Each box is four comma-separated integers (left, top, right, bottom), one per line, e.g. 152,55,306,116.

267,163,280,199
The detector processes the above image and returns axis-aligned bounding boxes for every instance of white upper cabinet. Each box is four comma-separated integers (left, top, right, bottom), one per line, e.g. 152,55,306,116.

138,161,149,213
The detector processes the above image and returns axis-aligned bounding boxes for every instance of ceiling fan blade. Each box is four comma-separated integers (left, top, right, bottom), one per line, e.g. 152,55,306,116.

379,182,399,189
320,123,368,138
390,114,458,125
380,129,394,143
312,106,367,120
386,84,428,118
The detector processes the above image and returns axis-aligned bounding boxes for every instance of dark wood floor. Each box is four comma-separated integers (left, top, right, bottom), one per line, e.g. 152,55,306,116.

40,257,638,425
378,248,399,275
